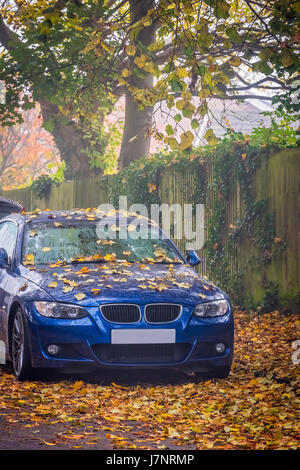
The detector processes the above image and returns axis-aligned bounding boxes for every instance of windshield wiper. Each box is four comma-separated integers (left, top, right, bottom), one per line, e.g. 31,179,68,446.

69,259,108,264
152,261,184,265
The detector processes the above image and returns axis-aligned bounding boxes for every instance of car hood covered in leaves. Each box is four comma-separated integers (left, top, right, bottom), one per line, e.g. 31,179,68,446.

19,263,227,307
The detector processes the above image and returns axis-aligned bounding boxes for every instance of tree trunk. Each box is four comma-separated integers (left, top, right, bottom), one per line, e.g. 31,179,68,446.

119,94,154,169
118,0,157,169
36,99,102,180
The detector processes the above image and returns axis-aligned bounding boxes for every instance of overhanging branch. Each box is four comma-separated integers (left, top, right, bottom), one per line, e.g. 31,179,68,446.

0,16,18,49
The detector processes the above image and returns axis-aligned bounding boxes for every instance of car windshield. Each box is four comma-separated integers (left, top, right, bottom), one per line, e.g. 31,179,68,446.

22,221,184,265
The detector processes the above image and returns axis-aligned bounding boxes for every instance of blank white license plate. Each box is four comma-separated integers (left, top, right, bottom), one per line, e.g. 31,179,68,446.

111,329,176,344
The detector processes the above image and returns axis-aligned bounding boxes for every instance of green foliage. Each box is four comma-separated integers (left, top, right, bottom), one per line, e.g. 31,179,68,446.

31,175,55,199
31,162,65,198
107,148,206,210
262,281,279,312
250,111,300,148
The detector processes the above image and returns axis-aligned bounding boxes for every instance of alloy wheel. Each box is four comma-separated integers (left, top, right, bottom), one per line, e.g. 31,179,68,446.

12,311,25,377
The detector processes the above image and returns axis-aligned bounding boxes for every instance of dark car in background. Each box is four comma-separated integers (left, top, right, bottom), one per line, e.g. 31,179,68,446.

0,197,23,219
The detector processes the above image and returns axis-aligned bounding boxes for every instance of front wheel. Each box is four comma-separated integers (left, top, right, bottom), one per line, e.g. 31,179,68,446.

11,309,34,381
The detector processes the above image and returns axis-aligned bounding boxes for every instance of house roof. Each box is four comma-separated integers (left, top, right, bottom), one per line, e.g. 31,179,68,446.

194,98,274,145
151,97,277,151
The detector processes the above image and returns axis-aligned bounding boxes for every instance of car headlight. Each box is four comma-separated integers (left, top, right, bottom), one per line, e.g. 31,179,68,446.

193,299,229,317
34,301,88,319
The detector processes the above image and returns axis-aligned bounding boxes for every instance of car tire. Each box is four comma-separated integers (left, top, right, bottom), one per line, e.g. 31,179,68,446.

11,308,34,381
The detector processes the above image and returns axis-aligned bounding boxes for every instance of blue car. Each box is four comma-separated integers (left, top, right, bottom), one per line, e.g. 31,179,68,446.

0,210,233,381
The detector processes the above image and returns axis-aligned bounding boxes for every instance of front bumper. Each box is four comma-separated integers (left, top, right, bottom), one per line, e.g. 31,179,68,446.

25,303,234,372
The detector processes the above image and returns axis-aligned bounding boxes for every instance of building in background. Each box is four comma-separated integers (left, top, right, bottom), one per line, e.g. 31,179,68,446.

150,97,277,152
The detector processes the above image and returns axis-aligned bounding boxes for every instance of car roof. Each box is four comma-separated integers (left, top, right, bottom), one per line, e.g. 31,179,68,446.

1,209,157,225
0,197,23,216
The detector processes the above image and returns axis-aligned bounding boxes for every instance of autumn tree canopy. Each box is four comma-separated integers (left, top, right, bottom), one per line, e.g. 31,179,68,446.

0,105,60,189
0,0,299,177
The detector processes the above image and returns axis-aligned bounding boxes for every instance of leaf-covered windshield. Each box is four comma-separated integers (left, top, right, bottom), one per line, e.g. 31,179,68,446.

22,222,184,266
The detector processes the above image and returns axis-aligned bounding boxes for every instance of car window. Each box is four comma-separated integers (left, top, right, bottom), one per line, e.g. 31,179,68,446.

23,222,184,265
0,222,18,259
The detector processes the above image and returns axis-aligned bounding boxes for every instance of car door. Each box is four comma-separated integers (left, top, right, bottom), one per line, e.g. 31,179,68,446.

0,221,18,345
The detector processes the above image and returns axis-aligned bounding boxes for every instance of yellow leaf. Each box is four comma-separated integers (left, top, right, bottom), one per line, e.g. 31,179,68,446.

126,44,136,56
73,380,84,391
179,131,194,151
176,67,188,78
167,428,180,438
143,61,157,74
19,283,28,292
204,129,218,146
164,136,178,150
104,254,116,262
91,288,100,295
62,285,74,293
147,182,156,193
176,99,185,110
134,54,147,68
121,68,131,77
75,293,86,301
64,280,79,287
24,253,35,266
48,281,57,288
138,264,150,270
198,293,207,299
42,247,51,252
157,283,169,291
122,251,131,256
97,239,116,245
106,433,126,441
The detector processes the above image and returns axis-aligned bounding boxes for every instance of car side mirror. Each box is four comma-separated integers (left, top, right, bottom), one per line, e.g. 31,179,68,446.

186,250,201,267
0,248,9,268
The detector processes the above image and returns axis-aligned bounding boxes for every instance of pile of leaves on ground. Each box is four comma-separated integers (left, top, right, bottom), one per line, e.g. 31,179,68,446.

0,311,299,450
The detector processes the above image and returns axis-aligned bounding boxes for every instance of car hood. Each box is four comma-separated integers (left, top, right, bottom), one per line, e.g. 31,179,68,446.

19,263,227,307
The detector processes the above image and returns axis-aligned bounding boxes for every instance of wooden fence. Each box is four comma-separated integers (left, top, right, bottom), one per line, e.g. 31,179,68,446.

1,148,299,310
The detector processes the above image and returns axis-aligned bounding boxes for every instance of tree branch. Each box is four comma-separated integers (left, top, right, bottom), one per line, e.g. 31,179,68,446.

211,93,273,101
0,15,18,49
231,74,290,91
169,90,274,101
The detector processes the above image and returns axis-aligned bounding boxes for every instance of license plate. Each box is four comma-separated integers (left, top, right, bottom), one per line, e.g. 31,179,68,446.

111,329,176,344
